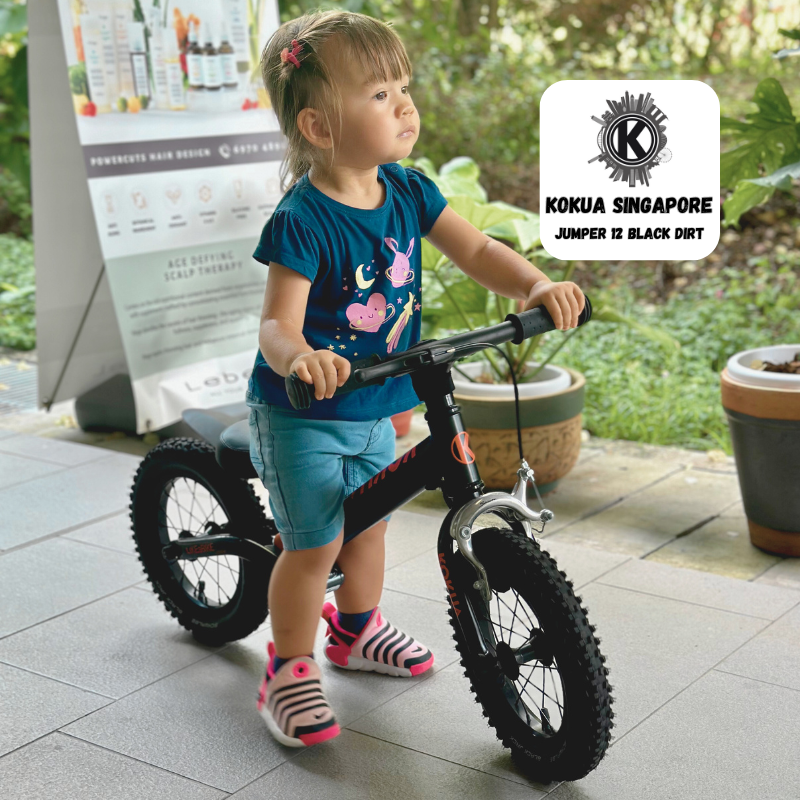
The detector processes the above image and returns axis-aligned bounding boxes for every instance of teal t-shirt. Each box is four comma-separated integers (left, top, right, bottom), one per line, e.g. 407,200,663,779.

247,163,448,420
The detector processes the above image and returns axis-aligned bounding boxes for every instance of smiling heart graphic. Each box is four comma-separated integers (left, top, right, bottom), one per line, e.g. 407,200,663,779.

346,293,395,332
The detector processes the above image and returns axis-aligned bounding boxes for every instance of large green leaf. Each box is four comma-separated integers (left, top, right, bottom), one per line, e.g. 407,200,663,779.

723,158,800,226
719,79,797,189
445,195,525,233
483,201,541,252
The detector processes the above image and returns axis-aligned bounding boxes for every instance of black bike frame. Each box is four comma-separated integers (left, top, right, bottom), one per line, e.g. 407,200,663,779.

341,362,485,543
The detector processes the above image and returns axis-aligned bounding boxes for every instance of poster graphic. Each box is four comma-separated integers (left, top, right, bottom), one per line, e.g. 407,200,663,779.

56,0,283,432
540,81,720,261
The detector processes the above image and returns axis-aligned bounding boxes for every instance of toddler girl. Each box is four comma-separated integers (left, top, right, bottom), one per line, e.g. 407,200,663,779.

246,9,585,749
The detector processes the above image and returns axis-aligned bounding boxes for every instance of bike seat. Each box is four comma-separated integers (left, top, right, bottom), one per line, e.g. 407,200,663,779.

217,419,258,479
180,403,257,479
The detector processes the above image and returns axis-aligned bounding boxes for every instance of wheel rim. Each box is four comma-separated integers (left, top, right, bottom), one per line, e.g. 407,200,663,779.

487,585,565,737
157,472,243,611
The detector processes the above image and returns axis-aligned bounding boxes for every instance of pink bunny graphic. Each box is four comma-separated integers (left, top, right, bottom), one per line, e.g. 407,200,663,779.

384,237,415,288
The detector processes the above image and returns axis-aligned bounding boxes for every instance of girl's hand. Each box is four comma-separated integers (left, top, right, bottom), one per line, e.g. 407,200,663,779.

290,350,352,401
522,280,586,330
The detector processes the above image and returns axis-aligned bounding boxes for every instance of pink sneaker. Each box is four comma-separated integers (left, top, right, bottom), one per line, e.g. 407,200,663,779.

256,641,340,748
321,602,434,678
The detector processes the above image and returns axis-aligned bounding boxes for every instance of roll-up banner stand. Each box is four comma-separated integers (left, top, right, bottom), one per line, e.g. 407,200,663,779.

30,0,282,434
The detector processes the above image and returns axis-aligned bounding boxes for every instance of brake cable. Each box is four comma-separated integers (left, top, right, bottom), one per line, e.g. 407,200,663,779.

449,342,546,512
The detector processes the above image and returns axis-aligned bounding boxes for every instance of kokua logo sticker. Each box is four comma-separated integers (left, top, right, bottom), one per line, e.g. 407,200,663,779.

589,91,670,188
539,80,720,261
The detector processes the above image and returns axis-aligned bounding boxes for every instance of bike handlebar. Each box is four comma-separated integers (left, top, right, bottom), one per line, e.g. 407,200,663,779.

285,294,593,410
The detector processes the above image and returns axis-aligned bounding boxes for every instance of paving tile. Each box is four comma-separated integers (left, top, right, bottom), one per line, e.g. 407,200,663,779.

0,733,225,800
228,729,544,800
349,660,554,791
384,509,444,570
645,512,781,580
535,452,687,535
383,546,447,604
717,603,800,692
548,670,800,800
572,582,768,738
0,454,139,549
0,588,222,698
754,557,800,591
0,663,110,757
0,451,65,490
548,468,742,556
0,434,112,467
62,513,137,557
534,539,631,589
0,538,144,639
596,558,800,620
62,590,457,794
60,652,291,793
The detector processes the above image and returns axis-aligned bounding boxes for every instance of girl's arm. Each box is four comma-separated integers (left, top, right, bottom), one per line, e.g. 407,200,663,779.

425,205,584,330
258,262,315,377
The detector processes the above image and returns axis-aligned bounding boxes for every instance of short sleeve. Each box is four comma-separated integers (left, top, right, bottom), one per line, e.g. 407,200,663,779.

405,167,448,238
252,209,320,282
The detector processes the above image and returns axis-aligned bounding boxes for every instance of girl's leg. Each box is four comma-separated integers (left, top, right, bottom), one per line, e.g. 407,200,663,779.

269,529,344,658
333,519,387,614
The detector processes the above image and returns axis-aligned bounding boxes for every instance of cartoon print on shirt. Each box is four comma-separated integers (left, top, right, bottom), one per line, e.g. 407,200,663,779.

386,291,416,354
355,264,375,290
384,237,415,288
345,293,396,333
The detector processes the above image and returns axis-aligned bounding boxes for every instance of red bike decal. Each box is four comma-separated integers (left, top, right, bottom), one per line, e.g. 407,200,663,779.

360,445,417,494
186,543,215,555
451,431,475,465
438,552,462,617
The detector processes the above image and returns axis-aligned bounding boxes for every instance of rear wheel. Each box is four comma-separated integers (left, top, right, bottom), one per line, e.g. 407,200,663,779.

129,437,276,645
443,526,614,782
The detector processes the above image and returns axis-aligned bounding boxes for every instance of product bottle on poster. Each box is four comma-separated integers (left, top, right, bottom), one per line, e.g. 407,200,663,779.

219,21,237,89
187,21,204,90
87,0,120,104
70,0,89,62
222,0,250,76
128,22,151,102
110,0,135,98
78,14,110,112
164,27,187,110
147,10,171,109
201,24,222,91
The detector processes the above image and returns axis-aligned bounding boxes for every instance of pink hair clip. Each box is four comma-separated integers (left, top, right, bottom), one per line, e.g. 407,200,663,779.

280,39,304,69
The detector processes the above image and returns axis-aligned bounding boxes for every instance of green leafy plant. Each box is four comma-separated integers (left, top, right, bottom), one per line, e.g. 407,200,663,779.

0,0,29,193
721,70,800,227
402,155,679,384
0,232,35,349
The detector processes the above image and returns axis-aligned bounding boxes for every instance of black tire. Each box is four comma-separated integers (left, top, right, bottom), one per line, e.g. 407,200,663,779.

444,526,614,782
129,437,276,646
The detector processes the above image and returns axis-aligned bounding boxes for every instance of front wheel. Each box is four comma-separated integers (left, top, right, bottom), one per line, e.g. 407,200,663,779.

442,526,614,782
129,437,276,646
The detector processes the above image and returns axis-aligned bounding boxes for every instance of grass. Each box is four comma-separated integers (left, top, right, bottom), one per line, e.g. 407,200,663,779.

548,253,800,455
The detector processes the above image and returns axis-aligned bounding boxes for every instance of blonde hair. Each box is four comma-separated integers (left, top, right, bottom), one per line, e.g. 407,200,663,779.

261,10,413,193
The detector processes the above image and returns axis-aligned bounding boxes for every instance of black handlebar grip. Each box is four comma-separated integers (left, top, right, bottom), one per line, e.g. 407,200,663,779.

505,293,592,345
285,372,314,410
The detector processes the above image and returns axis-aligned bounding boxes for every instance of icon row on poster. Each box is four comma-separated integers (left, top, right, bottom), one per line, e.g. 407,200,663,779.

99,176,282,216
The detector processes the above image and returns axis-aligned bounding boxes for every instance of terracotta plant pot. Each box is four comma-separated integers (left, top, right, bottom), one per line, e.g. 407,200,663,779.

720,357,800,556
391,408,414,437
452,365,586,492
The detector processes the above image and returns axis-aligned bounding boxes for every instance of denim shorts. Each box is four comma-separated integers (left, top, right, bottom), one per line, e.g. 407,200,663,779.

246,396,395,551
